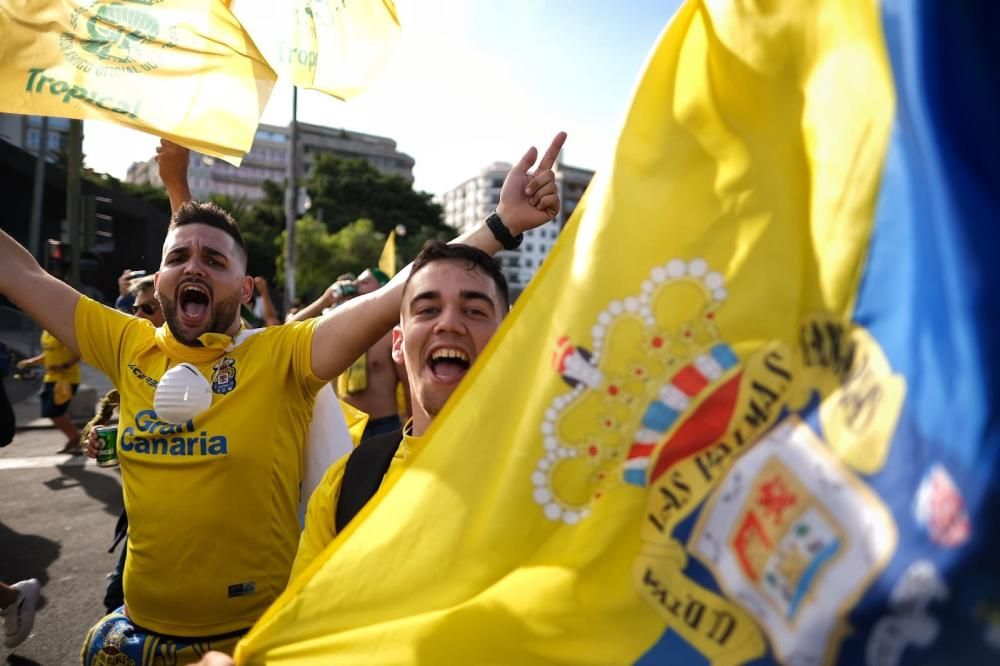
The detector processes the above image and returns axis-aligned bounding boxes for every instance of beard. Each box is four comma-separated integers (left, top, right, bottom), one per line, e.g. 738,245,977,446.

160,289,244,346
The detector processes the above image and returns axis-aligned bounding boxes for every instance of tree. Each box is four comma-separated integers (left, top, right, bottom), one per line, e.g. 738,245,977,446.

306,155,449,238
327,218,386,276
275,217,391,302
234,180,285,284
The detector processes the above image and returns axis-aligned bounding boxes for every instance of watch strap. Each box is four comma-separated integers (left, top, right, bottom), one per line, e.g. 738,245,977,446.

485,212,523,250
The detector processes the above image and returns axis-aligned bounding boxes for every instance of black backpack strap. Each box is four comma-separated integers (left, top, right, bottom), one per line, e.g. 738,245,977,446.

335,428,403,533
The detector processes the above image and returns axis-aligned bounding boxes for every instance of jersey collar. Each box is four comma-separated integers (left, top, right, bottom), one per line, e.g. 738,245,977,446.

154,322,246,364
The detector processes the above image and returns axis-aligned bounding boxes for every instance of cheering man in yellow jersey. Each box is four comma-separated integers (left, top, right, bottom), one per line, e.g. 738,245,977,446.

0,131,566,665
292,241,511,579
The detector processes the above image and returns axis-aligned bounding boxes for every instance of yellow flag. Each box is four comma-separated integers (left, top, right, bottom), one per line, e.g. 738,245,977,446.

228,0,400,101
0,0,275,163
338,399,368,447
378,229,396,278
237,0,898,663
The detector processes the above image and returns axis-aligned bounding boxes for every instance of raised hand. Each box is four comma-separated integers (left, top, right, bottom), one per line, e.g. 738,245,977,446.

156,139,192,214
496,131,567,235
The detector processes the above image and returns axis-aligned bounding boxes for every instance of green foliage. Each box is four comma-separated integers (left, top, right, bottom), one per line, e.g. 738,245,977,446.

231,181,284,282
306,155,447,236
275,217,387,302
328,218,386,276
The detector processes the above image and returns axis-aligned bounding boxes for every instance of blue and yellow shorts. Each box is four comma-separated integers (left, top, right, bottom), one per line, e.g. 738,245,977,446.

81,607,245,666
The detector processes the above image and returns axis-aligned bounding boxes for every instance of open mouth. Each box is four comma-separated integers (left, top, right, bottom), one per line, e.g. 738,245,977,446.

427,347,471,382
178,283,211,322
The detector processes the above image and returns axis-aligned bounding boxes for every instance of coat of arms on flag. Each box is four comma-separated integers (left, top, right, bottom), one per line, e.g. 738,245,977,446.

691,419,896,664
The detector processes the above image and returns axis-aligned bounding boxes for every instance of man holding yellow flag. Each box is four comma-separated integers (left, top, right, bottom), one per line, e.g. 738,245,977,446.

291,241,512,581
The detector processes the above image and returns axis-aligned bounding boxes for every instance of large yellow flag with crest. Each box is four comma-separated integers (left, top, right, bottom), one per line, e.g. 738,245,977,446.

236,0,914,663
0,0,275,162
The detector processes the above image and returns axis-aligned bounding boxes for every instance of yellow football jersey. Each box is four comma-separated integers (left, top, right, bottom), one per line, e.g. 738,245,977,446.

40,329,80,384
75,297,325,636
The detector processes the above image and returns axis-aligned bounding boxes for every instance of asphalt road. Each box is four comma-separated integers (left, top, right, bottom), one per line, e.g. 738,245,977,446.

0,428,123,665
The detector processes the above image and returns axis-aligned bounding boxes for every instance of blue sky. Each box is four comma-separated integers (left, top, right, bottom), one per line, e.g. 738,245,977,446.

83,0,684,195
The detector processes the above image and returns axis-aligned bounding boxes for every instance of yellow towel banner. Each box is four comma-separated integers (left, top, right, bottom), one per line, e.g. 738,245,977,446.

237,0,896,663
0,0,276,163
228,0,400,101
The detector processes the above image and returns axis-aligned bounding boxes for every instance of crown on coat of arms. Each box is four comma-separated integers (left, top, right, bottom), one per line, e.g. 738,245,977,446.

534,258,741,523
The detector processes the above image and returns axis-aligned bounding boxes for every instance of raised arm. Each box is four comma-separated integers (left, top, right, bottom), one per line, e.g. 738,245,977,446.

156,139,192,214
0,230,82,354
253,277,281,327
308,131,567,381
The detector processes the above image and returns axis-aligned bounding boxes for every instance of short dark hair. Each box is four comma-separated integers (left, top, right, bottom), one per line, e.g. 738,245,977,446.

405,240,510,310
169,201,247,269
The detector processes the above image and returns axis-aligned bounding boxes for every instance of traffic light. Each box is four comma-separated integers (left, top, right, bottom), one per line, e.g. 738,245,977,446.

45,238,68,276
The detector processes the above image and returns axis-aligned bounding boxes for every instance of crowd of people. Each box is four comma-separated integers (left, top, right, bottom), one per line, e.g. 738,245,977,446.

0,131,567,664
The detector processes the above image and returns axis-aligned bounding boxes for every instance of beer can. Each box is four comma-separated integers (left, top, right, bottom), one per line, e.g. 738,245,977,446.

94,425,119,468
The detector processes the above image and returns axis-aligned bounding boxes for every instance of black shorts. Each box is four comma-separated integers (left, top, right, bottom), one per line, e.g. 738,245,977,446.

40,382,79,418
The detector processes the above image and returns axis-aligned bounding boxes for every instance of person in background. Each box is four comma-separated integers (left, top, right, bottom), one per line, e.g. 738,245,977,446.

16,325,82,453
241,277,281,328
127,275,165,327
113,269,145,314
291,268,408,441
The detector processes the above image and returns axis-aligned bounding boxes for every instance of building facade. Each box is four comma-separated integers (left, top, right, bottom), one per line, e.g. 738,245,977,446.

126,121,415,201
440,161,594,297
0,113,71,160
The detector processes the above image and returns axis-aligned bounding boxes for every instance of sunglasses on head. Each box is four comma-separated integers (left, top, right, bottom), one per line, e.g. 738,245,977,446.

132,303,157,316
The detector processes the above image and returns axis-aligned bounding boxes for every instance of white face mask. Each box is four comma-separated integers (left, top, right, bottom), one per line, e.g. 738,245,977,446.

153,362,213,424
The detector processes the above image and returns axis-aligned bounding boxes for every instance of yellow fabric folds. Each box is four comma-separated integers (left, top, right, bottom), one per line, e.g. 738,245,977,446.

228,0,400,101
0,0,276,163
236,0,895,663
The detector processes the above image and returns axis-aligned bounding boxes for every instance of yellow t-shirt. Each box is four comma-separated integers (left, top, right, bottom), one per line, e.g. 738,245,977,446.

40,329,80,384
291,428,422,582
75,297,325,636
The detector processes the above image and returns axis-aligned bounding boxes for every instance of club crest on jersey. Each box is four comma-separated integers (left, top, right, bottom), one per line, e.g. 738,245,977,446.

211,356,237,395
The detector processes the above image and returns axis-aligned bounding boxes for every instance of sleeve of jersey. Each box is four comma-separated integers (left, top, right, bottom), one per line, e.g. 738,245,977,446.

286,317,328,397
74,296,135,382
290,455,349,582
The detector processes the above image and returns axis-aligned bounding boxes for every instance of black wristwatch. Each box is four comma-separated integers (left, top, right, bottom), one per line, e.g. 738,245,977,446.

485,211,523,250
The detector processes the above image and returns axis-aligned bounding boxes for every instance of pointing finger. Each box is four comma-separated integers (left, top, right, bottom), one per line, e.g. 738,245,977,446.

537,131,567,171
